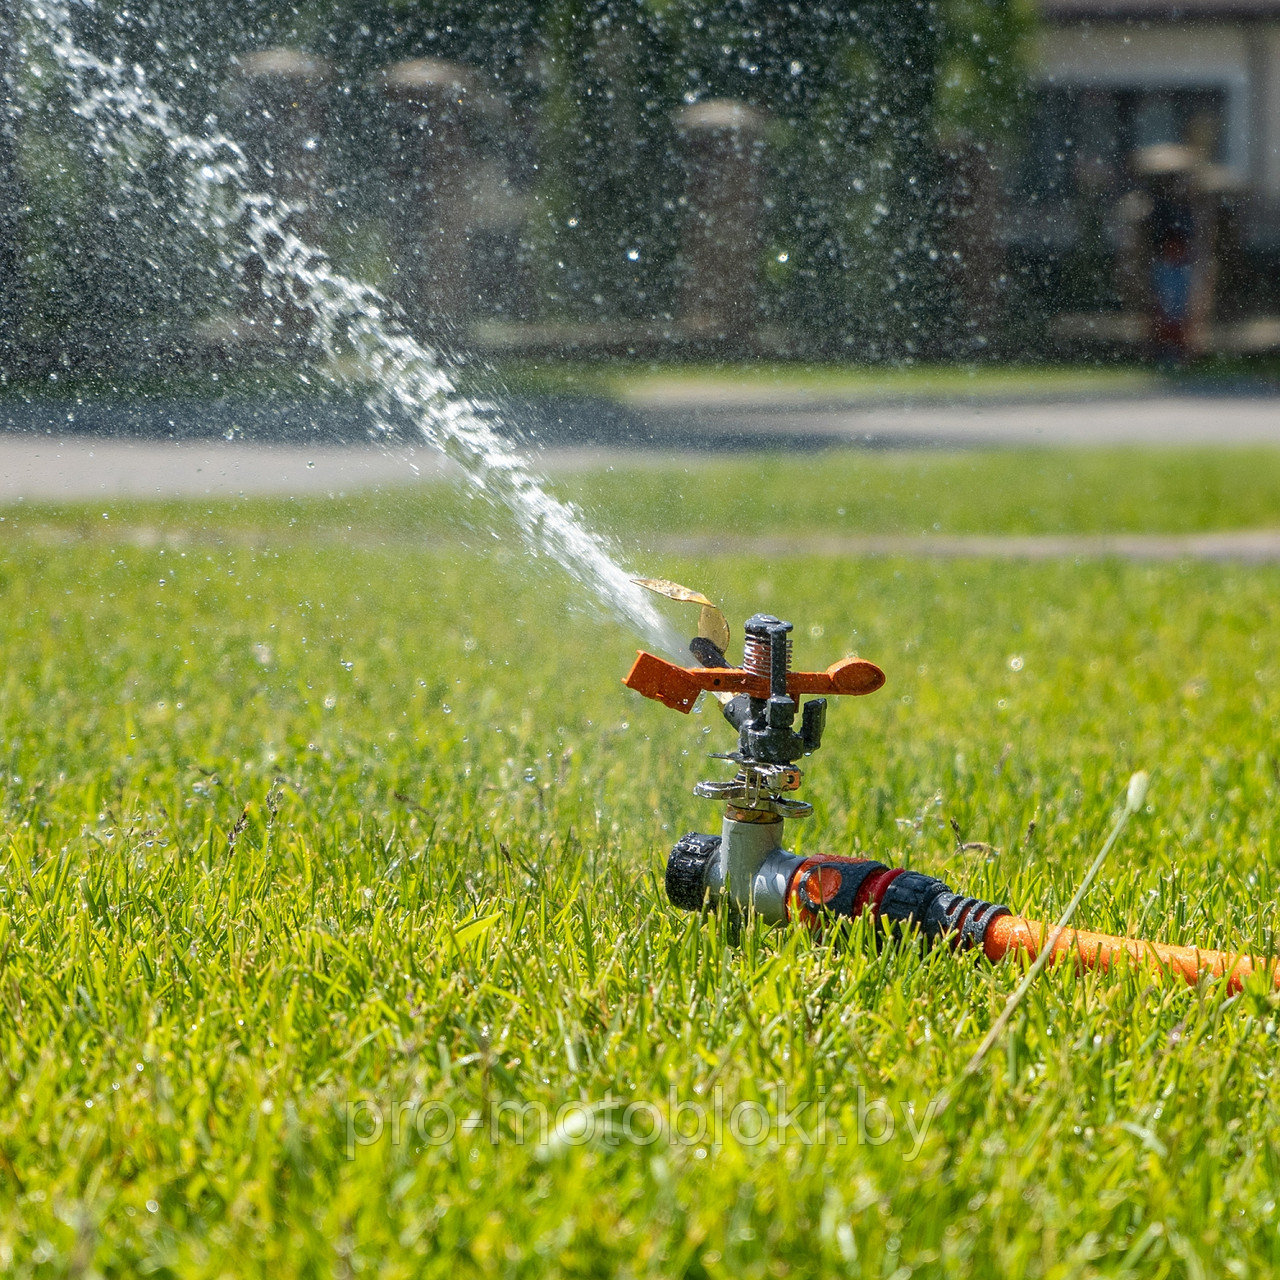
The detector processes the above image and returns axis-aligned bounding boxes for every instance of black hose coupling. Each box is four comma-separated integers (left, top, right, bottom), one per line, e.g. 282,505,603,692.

877,869,1011,950
666,832,721,911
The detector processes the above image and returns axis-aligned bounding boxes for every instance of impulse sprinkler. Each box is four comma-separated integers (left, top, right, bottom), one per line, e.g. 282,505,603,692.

625,580,1279,994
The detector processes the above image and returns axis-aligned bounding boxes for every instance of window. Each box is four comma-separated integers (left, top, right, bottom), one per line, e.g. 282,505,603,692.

1020,85,1227,202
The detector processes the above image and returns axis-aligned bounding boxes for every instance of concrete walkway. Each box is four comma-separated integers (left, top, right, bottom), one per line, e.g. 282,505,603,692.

0,436,451,504
3,390,1280,458
655,529,1280,563
643,393,1280,448
2,393,1279,508
0,435,704,504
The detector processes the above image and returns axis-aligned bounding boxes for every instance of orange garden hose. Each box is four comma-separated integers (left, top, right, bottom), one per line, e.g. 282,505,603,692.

982,914,1280,994
767,853,1280,994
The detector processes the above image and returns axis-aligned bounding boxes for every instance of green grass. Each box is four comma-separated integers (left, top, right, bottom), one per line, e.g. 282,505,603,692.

13,445,1280,554
560,446,1280,541
2,450,1280,1276
12,351,1280,407
488,359,1164,405
482,353,1280,405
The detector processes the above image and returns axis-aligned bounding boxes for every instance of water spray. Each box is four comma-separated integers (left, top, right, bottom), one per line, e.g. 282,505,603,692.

625,581,1279,994
18,0,680,657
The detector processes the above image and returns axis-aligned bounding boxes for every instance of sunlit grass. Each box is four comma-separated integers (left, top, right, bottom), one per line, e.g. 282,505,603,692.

490,358,1163,405
15,351,1270,408
1,455,1279,1275
561,445,1280,542
10,446,1280,554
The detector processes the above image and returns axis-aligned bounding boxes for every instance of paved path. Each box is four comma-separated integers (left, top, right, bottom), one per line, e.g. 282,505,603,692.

2,393,1279,508
0,435,697,504
0,437,450,503
4,391,1280,457
645,393,1280,448
656,530,1280,563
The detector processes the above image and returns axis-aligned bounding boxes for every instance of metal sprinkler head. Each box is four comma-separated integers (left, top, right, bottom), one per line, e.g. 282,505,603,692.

624,582,883,824
623,578,893,928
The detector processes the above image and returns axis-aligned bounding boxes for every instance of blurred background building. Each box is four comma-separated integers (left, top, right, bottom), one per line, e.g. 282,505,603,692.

2,0,1280,374
1018,0,1280,355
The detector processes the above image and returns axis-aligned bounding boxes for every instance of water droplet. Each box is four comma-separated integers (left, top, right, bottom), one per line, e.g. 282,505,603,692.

1009,655,1024,672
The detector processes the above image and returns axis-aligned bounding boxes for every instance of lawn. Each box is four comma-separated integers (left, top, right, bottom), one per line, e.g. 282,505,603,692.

481,359,1166,406
11,351,1280,414
0,357,1171,406
1,446,1279,1276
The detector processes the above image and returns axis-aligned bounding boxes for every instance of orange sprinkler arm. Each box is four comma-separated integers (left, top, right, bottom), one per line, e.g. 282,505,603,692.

624,650,886,714
984,915,1280,995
